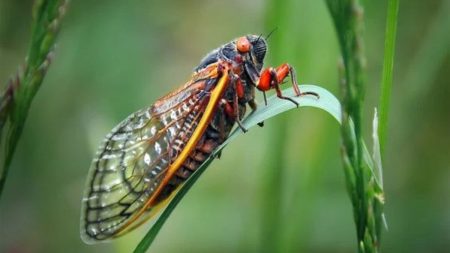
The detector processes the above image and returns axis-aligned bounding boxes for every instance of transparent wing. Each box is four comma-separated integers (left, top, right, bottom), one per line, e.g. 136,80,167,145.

80,79,214,243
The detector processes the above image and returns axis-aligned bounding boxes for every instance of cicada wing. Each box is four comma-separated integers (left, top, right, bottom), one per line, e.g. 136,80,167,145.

80,108,169,243
80,80,214,243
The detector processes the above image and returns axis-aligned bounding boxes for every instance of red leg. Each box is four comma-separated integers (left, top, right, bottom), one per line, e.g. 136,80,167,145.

222,75,248,133
232,77,247,132
222,98,247,133
256,63,319,106
260,67,301,106
275,64,301,96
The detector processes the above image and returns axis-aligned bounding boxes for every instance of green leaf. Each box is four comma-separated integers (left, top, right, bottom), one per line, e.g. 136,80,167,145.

379,0,400,154
133,84,342,253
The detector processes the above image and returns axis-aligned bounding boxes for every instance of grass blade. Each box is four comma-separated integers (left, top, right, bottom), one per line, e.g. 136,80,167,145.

133,84,342,253
379,0,400,154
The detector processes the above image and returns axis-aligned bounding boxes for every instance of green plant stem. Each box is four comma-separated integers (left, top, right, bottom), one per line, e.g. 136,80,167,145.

326,0,385,252
379,0,400,154
326,0,366,237
0,0,67,199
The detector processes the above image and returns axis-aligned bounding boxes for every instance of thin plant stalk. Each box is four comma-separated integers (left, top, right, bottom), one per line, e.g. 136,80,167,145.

379,0,400,154
325,0,386,252
0,0,68,199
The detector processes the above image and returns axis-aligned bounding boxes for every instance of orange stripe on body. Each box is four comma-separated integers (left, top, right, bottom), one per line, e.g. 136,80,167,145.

115,66,230,236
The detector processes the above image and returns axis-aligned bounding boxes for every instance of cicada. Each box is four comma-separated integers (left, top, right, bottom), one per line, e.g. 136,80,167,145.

80,34,317,243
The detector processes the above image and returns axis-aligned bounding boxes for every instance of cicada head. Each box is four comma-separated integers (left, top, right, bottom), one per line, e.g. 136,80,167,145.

196,34,267,73
236,35,267,86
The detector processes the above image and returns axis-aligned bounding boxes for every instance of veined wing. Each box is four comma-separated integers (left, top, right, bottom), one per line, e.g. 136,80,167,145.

80,76,217,243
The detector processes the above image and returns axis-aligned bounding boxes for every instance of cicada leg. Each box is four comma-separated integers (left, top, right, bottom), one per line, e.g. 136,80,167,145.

218,99,229,140
243,79,265,128
234,96,248,132
248,83,259,112
248,98,265,128
232,75,248,133
256,63,319,107
281,64,319,99
221,75,248,133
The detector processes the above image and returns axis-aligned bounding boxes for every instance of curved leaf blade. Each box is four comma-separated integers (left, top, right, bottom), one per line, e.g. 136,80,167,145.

133,84,342,253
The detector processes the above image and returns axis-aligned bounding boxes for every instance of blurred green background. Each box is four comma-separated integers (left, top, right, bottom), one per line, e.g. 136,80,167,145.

0,0,449,252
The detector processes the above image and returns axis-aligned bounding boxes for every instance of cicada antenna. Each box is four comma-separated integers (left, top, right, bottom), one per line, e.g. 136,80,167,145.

255,33,263,44
265,27,278,41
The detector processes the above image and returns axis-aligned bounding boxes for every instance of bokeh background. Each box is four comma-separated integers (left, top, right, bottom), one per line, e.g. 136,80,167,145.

0,0,449,252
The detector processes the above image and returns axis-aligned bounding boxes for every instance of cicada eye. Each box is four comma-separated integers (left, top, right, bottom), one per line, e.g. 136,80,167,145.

249,36,267,65
236,37,251,53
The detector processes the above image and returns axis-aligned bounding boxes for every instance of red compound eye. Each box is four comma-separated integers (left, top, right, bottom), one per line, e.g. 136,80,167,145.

236,37,251,53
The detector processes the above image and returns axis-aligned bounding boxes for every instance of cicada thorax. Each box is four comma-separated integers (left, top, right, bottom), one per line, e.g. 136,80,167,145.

153,70,250,203
141,40,263,204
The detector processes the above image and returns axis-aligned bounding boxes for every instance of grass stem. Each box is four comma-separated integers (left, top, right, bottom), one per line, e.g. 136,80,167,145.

325,0,387,252
0,0,68,199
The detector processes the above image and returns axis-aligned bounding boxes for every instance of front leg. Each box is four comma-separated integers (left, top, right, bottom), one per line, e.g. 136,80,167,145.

256,63,319,106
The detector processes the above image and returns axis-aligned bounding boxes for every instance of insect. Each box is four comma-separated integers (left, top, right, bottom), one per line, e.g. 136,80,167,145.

80,34,318,243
